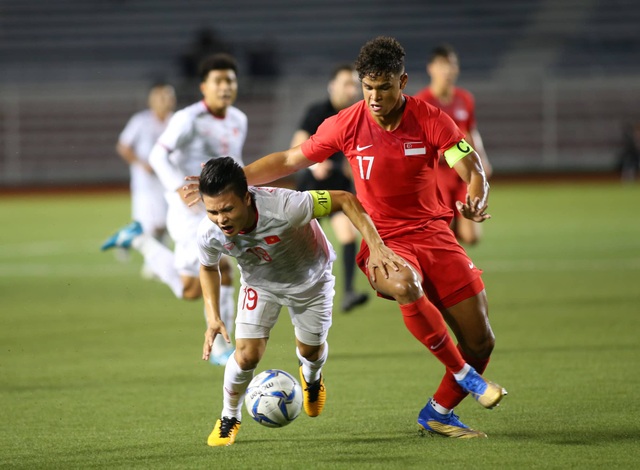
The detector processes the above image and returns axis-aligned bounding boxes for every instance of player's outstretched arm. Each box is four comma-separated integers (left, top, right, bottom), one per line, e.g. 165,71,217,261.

199,264,230,361
452,149,491,223
244,145,313,186
325,190,406,281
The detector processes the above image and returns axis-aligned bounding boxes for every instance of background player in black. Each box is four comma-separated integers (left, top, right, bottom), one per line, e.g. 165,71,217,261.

290,64,369,312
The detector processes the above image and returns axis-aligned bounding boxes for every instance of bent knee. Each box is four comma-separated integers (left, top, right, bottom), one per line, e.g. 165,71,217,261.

465,333,495,359
385,273,423,302
234,350,261,370
182,280,202,300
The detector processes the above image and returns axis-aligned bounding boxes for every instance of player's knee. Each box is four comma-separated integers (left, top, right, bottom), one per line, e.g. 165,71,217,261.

234,348,261,370
466,332,495,359
182,280,202,300
387,272,422,303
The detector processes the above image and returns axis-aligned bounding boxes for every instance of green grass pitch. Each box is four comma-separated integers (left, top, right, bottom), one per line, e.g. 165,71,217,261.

1,181,639,469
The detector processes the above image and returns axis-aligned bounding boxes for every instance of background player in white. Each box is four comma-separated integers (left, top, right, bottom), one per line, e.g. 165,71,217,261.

102,54,247,365
115,82,175,277
198,157,404,446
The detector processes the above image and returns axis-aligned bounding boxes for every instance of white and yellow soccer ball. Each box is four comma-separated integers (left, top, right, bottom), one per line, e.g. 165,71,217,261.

245,369,303,428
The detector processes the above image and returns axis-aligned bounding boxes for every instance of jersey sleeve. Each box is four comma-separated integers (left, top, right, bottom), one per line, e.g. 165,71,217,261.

197,219,222,268
149,110,195,191
118,113,142,147
300,114,343,163
279,188,315,227
427,106,466,154
157,109,194,153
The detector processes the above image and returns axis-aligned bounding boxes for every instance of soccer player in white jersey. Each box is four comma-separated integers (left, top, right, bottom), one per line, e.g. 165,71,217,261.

198,157,404,446
116,82,175,277
102,54,247,365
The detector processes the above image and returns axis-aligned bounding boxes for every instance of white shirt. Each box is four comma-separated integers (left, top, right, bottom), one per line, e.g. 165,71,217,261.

118,109,171,191
149,100,248,192
198,187,336,295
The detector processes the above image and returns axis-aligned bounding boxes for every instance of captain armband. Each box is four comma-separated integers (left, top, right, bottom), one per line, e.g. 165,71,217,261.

443,139,475,168
309,190,332,218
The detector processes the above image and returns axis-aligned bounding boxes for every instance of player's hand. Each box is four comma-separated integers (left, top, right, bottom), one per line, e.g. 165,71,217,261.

367,244,407,283
177,184,200,208
202,323,230,361
182,175,201,207
456,195,491,223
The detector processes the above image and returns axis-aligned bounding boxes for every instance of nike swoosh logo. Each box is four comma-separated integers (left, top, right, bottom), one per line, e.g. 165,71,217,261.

429,335,447,350
356,144,373,152
468,263,474,269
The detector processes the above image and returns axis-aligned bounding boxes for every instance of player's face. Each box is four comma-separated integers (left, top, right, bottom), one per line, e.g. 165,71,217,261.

148,85,176,118
361,72,408,120
428,54,459,86
329,69,360,110
202,190,253,238
200,69,238,116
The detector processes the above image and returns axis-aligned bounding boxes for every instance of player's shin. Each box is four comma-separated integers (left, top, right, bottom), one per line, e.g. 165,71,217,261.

433,346,491,410
221,354,254,420
399,296,466,372
131,235,184,298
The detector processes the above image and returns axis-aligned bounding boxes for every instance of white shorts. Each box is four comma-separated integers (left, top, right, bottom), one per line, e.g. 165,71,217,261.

131,183,167,234
165,192,206,277
235,268,335,346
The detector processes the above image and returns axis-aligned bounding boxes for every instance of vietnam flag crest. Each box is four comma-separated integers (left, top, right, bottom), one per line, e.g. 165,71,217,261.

264,235,281,245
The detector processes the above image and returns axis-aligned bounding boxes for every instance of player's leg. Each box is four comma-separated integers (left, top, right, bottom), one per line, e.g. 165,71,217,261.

209,289,281,446
367,260,468,374
101,221,185,298
433,289,498,410
134,183,169,279
289,270,333,417
330,212,369,312
210,255,236,364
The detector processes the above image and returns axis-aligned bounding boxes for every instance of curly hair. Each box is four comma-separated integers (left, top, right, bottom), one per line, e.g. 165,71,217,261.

354,36,405,80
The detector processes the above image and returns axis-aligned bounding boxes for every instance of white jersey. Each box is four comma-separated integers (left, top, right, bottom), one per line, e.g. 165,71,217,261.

118,109,171,192
150,100,247,191
198,187,336,295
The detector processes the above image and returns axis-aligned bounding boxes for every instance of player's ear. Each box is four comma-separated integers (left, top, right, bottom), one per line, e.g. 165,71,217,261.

244,191,252,206
400,73,408,90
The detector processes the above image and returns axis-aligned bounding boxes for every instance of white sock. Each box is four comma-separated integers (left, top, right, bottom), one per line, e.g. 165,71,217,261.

296,342,328,384
219,285,235,339
430,397,452,415
221,354,254,420
132,234,183,298
453,363,471,382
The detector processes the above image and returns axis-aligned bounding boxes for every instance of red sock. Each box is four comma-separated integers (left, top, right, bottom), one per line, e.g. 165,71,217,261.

433,345,491,410
399,296,465,373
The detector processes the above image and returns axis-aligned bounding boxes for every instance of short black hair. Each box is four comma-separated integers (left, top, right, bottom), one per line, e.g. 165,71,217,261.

354,36,405,80
198,53,239,82
330,63,355,81
199,157,248,199
428,44,458,64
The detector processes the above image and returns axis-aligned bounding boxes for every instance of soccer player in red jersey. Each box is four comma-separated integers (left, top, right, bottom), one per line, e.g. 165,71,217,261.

415,44,492,245
188,37,506,438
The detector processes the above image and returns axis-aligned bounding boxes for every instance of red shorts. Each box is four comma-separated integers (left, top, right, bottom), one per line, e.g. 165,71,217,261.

356,218,484,309
437,164,467,214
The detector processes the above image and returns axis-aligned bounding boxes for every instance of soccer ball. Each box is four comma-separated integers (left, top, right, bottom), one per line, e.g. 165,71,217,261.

245,369,303,428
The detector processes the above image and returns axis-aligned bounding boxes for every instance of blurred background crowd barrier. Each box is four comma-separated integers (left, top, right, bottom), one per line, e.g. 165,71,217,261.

0,0,638,186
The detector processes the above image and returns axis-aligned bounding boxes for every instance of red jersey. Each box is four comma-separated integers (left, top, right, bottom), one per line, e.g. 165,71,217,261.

414,87,476,134
301,95,464,237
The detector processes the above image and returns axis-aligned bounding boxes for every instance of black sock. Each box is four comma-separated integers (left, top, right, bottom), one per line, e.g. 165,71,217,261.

343,242,356,293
